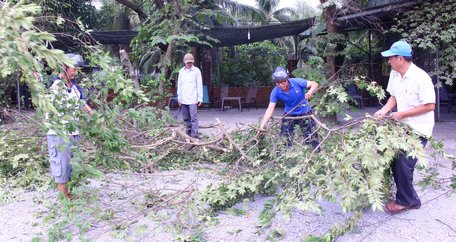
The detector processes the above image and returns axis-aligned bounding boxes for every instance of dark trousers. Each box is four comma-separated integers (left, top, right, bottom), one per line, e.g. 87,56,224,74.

393,138,427,207
280,112,319,147
19,84,32,108
181,104,198,138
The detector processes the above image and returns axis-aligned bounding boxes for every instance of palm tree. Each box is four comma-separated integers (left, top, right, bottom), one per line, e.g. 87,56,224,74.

216,0,260,26
252,0,298,56
294,0,320,64
99,0,141,31
255,0,296,24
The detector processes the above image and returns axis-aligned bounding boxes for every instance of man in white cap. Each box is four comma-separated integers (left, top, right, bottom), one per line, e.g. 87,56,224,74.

375,40,435,213
177,53,203,138
47,53,93,199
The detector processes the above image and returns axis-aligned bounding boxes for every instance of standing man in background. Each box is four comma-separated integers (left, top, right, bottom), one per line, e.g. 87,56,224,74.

375,40,435,213
177,53,203,138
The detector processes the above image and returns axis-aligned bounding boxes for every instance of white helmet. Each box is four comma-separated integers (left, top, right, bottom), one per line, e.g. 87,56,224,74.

65,53,84,67
271,66,289,82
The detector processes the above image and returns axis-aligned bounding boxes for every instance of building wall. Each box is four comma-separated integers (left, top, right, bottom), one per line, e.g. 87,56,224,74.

167,86,276,108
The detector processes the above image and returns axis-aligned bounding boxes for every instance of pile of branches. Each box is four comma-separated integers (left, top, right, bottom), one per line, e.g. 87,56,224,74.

114,109,456,240
74,107,445,239
1,106,454,240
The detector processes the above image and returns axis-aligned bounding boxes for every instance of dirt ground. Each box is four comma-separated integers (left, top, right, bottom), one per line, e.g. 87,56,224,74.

1,107,455,241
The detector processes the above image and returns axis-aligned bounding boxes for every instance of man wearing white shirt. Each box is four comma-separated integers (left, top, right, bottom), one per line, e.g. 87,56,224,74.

177,53,203,138
375,40,435,213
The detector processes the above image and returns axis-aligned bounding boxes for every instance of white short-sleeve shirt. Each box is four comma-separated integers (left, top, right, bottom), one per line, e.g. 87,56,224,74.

386,63,435,137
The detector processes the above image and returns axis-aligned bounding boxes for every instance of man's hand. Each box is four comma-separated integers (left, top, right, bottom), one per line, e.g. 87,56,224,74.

305,92,313,99
255,128,267,138
84,104,94,115
375,109,403,121
198,101,202,107
390,112,404,121
374,108,389,118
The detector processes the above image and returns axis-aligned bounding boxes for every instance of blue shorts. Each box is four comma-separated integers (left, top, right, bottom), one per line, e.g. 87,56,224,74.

47,135,80,183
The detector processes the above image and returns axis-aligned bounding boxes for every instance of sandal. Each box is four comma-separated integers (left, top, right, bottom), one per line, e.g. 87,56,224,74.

385,201,420,214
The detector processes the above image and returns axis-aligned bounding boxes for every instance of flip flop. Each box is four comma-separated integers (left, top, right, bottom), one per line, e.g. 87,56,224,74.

385,201,420,214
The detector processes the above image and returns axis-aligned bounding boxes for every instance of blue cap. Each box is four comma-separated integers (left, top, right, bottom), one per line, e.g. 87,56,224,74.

65,53,84,67
381,41,412,57
271,66,289,82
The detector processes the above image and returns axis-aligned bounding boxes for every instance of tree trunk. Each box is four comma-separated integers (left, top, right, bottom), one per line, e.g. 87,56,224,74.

155,0,183,108
321,0,338,80
321,0,338,123
119,49,141,90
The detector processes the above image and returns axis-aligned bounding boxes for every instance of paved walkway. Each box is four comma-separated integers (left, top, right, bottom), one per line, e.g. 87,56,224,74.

185,107,456,132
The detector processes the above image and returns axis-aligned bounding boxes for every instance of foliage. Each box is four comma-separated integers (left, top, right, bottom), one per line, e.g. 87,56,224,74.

253,0,297,24
298,1,390,113
0,75,17,110
0,113,105,207
389,0,456,86
129,0,223,105
4,109,454,240
34,0,103,32
225,0,300,54
292,56,326,84
97,0,140,31
202,174,260,212
220,41,287,86
297,20,386,116
0,130,49,190
200,116,433,239
302,28,373,73
293,57,386,117
1,2,455,241
0,1,149,187
42,187,101,241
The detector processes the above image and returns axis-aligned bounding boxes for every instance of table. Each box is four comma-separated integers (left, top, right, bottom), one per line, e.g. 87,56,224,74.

221,97,242,111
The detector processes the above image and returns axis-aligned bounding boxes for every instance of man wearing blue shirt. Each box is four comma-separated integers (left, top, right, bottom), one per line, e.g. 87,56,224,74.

259,67,319,146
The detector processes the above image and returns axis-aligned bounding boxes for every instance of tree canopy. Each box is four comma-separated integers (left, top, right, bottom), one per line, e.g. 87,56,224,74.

390,0,456,86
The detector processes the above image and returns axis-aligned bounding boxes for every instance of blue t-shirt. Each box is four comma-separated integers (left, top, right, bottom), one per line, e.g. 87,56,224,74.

270,78,312,115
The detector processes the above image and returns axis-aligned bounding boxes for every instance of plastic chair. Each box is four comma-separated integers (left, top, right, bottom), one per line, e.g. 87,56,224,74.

200,84,211,110
219,84,242,111
168,96,179,109
242,86,258,110
346,84,364,109
439,85,456,112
